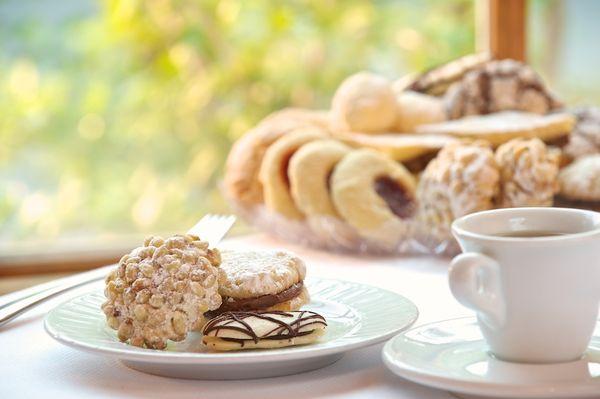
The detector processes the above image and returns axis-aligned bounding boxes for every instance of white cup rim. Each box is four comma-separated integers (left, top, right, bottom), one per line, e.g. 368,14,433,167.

452,207,600,243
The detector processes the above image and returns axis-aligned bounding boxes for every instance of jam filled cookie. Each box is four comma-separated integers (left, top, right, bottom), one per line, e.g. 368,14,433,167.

289,139,351,218
416,111,575,147
331,72,397,133
495,138,559,207
445,59,562,119
564,107,600,160
101,235,223,349
559,155,600,202
202,310,327,351
417,141,499,228
224,111,328,207
331,149,417,244
259,128,327,220
205,250,309,317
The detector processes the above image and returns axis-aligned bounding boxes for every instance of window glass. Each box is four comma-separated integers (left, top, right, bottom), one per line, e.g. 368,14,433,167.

529,0,600,105
0,0,474,250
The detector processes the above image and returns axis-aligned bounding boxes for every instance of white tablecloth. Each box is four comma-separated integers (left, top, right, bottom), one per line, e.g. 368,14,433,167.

0,234,470,398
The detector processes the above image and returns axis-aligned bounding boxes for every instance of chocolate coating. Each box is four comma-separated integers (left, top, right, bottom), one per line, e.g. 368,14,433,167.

205,282,304,318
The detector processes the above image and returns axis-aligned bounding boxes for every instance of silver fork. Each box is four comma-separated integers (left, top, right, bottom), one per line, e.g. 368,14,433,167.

0,214,236,328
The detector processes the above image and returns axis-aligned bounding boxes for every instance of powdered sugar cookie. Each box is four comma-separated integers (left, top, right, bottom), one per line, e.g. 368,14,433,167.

495,138,559,207
205,250,308,317
559,155,600,202
331,72,397,133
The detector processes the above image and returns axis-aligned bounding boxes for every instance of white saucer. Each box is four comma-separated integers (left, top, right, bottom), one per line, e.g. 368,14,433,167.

45,277,418,380
382,317,600,398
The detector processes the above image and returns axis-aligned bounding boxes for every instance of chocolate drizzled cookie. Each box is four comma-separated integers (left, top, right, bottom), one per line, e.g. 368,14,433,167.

202,310,327,351
445,59,562,119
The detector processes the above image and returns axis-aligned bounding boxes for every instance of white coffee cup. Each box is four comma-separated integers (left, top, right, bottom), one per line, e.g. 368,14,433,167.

450,207,600,363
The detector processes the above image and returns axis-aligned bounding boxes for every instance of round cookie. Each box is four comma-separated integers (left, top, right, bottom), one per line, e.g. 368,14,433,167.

331,72,397,133
564,106,600,160
259,127,327,220
224,112,328,207
331,149,417,244
289,139,352,217
101,234,223,349
259,107,331,131
445,59,562,119
559,155,600,202
210,250,309,315
417,141,500,229
495,138,559,208
394,91,447,132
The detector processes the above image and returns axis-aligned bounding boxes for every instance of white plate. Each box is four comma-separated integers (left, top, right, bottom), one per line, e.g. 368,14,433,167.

383,317,600,398
45,277,418,379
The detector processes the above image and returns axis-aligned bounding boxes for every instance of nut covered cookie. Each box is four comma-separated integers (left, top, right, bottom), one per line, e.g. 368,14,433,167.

101,234,223,349
407,52,491,96
206,250,309,317
445,59,562,119
564,107,600,160
259,128,327,220
331,72,397,133
559,155,600,202
495,138,559,207
417,141,499,228
331,149,417,244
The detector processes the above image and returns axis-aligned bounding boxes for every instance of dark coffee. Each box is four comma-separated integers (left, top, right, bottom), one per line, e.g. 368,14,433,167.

494,230,568,238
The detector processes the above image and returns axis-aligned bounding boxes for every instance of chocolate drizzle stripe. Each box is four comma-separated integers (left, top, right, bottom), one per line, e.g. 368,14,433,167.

203,310,327,347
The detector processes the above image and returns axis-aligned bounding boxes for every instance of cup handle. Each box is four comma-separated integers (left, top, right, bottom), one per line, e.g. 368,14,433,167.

449,252,506,328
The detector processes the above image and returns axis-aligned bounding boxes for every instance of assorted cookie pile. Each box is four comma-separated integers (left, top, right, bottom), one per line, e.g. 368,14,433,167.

102,235,326,351
224,54,600,254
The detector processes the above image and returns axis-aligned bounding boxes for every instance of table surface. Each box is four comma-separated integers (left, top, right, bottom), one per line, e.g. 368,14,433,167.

0,234,471,399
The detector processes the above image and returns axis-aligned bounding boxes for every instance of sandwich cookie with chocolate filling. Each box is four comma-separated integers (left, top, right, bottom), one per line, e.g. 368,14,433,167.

331,149,417,246
202,310,327,351
205,250,309,318
259,128,327,220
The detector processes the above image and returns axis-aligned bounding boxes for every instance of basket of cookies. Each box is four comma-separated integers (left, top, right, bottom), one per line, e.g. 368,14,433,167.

224,54,596,256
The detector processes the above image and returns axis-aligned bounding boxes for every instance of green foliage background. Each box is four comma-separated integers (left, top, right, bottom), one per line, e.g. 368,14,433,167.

0,0,474,241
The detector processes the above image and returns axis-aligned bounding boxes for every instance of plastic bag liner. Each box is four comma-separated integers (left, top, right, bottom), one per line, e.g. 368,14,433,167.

228,196,460,257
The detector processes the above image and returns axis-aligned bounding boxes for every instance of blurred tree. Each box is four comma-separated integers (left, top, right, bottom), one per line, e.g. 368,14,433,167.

0,0,474,241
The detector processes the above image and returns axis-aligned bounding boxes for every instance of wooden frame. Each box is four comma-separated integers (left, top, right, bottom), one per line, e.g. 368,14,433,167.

484,0,527,61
